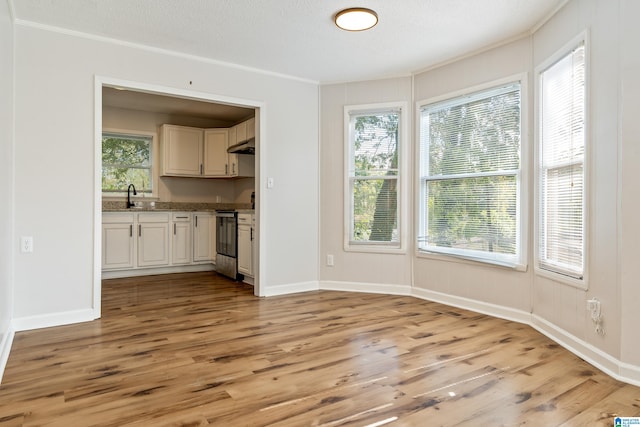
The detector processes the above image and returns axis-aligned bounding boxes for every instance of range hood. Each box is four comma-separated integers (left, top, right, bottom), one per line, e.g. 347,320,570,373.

227,137,255,155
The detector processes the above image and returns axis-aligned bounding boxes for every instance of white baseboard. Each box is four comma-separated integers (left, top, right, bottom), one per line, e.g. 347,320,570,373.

317,280,640,388
12,308,96,332
411,287,532,325
0,325,15,384
320,280,411,296
263,281,319,297
102,263,215,279
531,315,640,387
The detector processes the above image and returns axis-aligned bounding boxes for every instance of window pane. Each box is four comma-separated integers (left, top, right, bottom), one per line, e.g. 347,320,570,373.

102,167,152,193
348,108,401,246
352,178,397,243
102,133,152,192
419,82,521,265
102,136,150,167
425,85,520,177
542,164,583,272
424,175,517,255
353,113,398,177
539,42,585,279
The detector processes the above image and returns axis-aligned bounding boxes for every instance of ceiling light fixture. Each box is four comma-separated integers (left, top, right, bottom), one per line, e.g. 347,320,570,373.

334,7,378,31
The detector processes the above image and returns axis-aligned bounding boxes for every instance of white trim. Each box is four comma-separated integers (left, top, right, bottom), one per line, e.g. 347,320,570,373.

531,315,640,387
101,127,159,198
411,287,532,325
0,325,15,384
533,31,590,290
415,73,528,270
94,75,267,311
262,281,319,297
14,19,318,85
102,264,214,280
321,280,411,296
343,101,409,254
12,309,96,332
314,280,640,387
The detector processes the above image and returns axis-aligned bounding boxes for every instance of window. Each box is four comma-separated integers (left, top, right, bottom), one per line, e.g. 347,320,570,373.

345,104,405,250
102,132,153,194
418,81,523,267
538,41,586,280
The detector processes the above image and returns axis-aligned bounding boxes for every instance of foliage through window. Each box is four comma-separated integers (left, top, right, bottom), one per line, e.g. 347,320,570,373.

538,42,586,280
347,107,401,247
102,132,152,193
418,82,522,266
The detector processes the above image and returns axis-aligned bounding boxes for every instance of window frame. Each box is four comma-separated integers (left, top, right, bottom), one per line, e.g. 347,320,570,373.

415,74,529,270
343,102,409,254
534,32,589,289
102,127,158,199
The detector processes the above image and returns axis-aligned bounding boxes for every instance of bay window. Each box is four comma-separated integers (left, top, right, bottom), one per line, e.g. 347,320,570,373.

418,81,523,267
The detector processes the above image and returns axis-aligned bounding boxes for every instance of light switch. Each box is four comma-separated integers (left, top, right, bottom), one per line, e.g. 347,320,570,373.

267,177,274,189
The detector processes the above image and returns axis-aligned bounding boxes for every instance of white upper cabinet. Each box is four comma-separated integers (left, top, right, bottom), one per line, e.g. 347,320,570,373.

161,125,203,176
161,123,253,178
203,129,229,177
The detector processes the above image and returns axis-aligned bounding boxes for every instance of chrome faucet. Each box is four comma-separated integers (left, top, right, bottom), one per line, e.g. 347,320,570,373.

127,184,137,208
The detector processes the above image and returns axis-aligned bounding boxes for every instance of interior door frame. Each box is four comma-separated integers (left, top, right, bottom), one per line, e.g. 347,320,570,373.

93,76,264,318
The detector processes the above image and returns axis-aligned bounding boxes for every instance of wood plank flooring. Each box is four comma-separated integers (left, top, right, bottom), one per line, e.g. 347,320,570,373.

1,272,639,426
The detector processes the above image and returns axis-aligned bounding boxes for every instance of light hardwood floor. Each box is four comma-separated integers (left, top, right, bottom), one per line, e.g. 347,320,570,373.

1,272,639,426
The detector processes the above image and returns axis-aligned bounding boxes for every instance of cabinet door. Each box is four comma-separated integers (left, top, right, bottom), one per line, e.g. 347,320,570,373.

203,129,229,176
162,125,203,176
102,223,134,270
246,117,255,140
237,224,252,276
138,222,170,267
172,216,192,265
193,213,214,262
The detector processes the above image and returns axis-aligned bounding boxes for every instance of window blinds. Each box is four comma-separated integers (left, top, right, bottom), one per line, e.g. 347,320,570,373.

419,83,522,265
539,43,586,279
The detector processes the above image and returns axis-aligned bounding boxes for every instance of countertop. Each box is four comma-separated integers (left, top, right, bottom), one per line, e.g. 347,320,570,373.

103,201,253,213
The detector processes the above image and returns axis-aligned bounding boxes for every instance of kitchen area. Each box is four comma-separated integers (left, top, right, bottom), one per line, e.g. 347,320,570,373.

100,87,257,286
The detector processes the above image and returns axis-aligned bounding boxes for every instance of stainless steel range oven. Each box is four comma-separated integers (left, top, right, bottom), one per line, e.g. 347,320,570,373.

216,211,238,280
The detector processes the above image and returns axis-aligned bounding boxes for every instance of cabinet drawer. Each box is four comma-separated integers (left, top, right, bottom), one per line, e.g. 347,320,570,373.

172,213,192,222
138,212,170,223
102,212,134,223
237,213,252,224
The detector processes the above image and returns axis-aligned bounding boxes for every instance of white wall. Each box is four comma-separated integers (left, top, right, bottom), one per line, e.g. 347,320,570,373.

412,37,534,315
319,77,413,291
619,0,640,368
12,24,319,322
0,0,15,380
531,0,622,365
102,106,254,204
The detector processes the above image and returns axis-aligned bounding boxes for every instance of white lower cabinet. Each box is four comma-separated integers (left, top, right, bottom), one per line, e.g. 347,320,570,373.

172,213,192,265
102,211,217,274
237,213,253,277
102,213,135,270
193,212,215,263
137,213,170,267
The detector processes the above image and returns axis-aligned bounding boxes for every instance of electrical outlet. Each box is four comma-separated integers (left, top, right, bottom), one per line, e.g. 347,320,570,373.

21,236,33,253
327,254,334,266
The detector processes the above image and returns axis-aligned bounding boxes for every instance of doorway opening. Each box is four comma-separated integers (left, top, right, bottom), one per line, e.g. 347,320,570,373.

94,77,263,318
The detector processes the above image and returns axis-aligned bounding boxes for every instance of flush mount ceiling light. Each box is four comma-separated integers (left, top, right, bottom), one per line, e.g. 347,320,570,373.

334,7,378,31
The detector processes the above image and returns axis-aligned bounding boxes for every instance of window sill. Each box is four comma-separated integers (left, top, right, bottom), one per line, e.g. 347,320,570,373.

534,266,587,290
344,244,406,255
416,249,528,272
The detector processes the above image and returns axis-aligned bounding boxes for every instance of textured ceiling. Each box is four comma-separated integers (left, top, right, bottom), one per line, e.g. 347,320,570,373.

12,0,566,83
